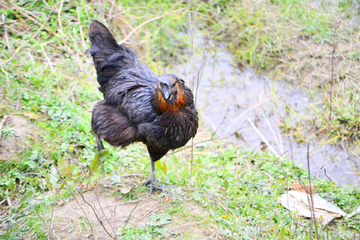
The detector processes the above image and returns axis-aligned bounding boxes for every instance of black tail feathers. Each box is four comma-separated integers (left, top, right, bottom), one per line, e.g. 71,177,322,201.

88,20,119,51
87,20,137,86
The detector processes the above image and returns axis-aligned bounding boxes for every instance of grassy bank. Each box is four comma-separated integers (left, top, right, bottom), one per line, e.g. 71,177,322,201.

2,139,360,239
212,0,360,144
0,0,359,239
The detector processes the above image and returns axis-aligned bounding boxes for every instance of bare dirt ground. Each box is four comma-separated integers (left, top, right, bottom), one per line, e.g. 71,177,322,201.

0,114,37,161
51,188,215,239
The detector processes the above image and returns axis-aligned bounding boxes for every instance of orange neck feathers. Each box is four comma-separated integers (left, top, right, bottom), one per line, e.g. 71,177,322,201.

157,84,187,114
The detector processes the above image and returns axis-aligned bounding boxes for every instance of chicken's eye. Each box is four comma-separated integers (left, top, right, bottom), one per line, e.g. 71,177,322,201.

172,82,176,88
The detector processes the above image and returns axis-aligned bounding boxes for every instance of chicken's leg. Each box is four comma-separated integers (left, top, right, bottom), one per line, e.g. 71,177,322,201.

143,159,167,194
95,135,104,152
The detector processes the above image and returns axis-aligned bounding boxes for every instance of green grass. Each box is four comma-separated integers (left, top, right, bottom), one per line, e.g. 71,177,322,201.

3,142,359,239
0,0,360,239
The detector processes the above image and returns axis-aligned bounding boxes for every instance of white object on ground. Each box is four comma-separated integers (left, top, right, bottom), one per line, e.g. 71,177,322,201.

279,190,348,225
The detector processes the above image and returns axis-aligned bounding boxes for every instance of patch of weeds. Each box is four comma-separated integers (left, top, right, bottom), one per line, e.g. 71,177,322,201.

121,213,171,239
122,227,152,240
313,86,360,143
0,125,16,139
280,84,360,144
1,215,47,240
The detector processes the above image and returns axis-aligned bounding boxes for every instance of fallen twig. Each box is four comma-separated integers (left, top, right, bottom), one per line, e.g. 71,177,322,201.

261,112,283,153
93,186,117,237
118,199,143,206
247,117,283,160
40,41,55,73
2,14,12,52
79,191,115,240
121,202,139,236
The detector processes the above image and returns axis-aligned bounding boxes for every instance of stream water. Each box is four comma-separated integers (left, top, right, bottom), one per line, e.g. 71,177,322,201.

167,48,360,187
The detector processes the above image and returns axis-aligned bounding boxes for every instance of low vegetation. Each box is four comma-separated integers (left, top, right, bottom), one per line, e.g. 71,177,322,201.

0,0,359,239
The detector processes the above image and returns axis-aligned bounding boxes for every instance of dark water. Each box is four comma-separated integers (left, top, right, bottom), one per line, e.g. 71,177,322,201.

167,48,360,187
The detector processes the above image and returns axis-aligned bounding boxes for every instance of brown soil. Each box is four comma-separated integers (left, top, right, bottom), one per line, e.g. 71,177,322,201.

51,188,215,239
0,115,37,161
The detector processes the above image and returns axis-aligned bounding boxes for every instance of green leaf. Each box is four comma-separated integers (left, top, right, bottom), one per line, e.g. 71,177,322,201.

59,181,65,190
156,161,163,171
156,161,167,174
162,161,167,174
45,174,53,190
90,149,109,175
224,179,229,191
58,158,73,178
8,180,15,193
280,226,285,240
171,154,178,164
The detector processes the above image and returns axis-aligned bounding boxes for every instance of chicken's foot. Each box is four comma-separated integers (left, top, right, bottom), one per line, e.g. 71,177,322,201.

143,160,168,194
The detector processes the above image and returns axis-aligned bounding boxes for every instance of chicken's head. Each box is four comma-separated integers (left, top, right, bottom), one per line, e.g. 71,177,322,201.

156,74,188,113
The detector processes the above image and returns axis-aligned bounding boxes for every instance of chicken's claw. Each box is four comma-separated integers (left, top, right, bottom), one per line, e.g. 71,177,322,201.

143,180,168,194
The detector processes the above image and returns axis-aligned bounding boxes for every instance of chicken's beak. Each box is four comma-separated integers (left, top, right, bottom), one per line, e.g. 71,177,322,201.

164,89,171,100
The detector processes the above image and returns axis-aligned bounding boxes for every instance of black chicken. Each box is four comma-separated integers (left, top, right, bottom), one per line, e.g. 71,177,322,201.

88,20,199,193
